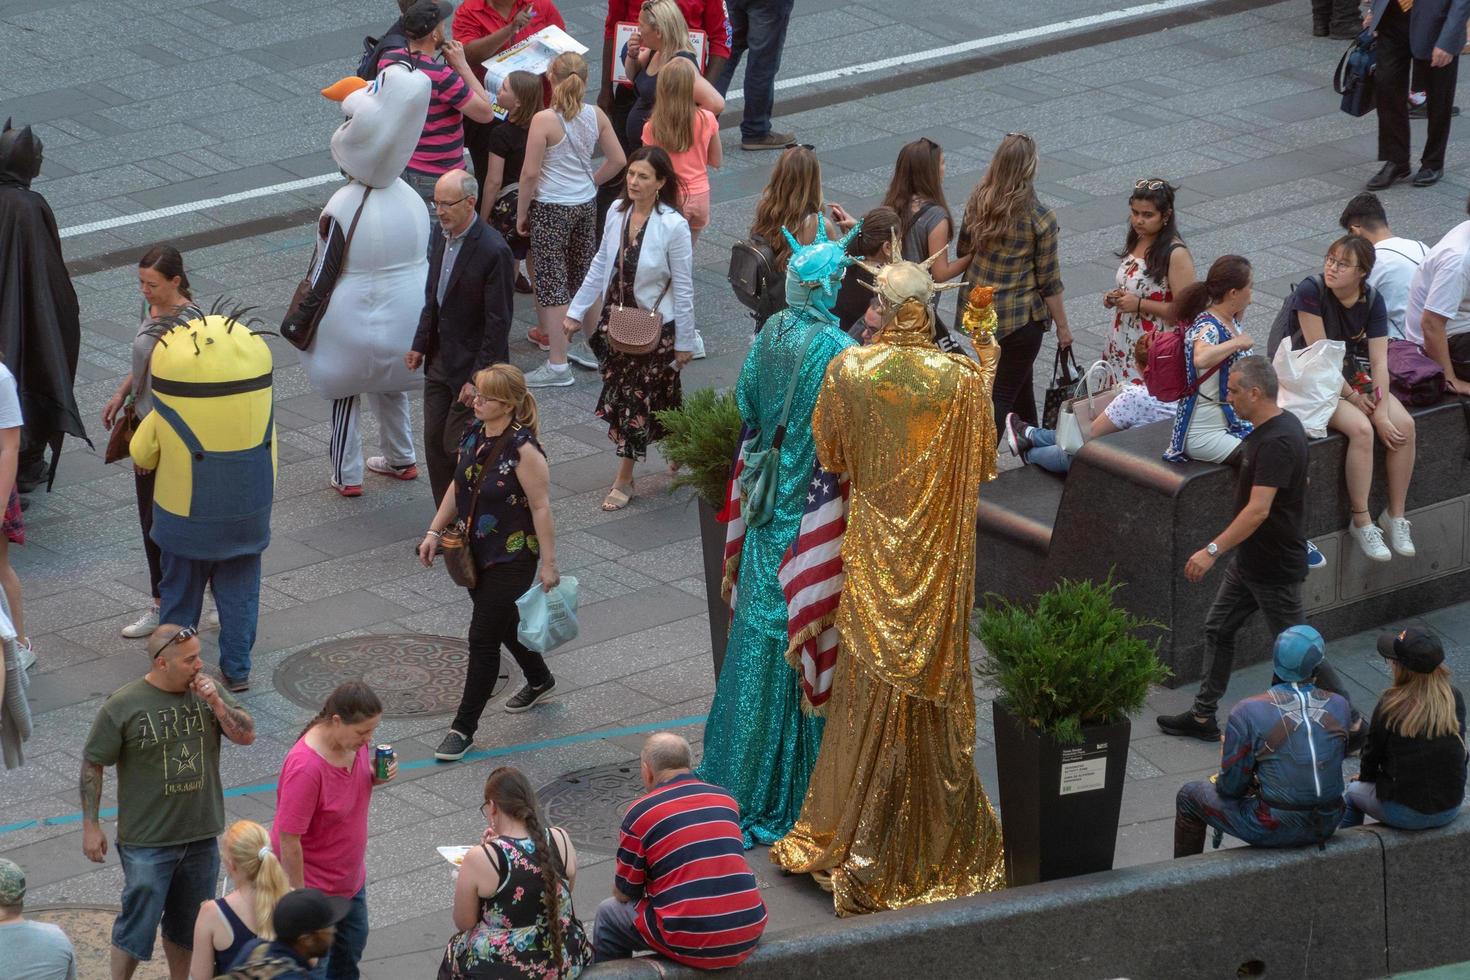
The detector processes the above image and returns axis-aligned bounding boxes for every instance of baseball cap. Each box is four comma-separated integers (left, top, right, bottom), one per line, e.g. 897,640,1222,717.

1273,625,1326,683
0,858,24,906
272,888,353,943
1377,627,1445,674
403,0,452,40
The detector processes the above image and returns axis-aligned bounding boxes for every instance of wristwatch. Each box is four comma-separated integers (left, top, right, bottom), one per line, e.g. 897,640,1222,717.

1206,542,1219,557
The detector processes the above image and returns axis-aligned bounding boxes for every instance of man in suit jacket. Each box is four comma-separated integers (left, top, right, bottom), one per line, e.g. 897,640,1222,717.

1366,0,1470,190
406,169,515,504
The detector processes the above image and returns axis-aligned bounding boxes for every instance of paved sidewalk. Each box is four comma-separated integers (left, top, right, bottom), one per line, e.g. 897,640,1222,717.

5,0,1470,976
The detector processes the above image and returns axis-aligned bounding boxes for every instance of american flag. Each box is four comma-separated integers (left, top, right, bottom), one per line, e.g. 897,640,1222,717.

717,425,756,611
778,463,849,710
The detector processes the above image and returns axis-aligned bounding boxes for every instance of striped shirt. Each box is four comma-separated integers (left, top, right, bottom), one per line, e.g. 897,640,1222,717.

958,198,1064,338
614,773,766,969
380,49,473,176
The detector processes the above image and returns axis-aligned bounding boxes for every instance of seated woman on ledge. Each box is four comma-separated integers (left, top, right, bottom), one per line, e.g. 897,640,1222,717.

1342,628,1466,832
1285,235,1417,563
1164,255,1257,464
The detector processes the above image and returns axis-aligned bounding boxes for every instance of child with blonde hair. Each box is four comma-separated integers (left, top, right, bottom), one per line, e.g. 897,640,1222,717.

641,56,721,244
189,820,291,979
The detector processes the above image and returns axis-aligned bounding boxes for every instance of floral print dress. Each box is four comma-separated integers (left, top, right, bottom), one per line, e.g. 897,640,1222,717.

1104,250,1174,386
443,835,590,979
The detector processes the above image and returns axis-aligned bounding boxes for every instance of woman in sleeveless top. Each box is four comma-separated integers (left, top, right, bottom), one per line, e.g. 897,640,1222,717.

1104,179,1196,386
1164,256,1257,463
881,138,972,351
444,767,591,978
518,52,626,388
189,820,290,979
622,0,724,150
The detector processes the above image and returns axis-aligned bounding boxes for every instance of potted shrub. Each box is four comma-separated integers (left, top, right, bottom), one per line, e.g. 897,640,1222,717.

654,388,743,676
976,574,1169,886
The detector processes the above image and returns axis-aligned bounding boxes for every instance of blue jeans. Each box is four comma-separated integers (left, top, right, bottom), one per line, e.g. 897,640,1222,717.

1341,780,1462,830
318,886,368,980
113,839,220,962
159,551,261,680
716,0,795,140
1024,426,1072,474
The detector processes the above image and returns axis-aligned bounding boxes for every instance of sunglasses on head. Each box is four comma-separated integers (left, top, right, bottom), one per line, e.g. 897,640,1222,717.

157,625,198,656
1006,132,1034,143
1133,178,1170,191
784,142,816,151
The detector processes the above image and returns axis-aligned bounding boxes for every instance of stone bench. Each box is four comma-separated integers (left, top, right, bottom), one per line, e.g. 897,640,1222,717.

584,812,1470,979
975,397,1470,686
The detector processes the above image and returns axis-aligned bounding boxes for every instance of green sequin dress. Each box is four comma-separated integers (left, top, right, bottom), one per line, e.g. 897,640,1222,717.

698,310,855,847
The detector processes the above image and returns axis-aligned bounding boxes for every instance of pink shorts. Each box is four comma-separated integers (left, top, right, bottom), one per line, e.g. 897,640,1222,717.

680,190,710,232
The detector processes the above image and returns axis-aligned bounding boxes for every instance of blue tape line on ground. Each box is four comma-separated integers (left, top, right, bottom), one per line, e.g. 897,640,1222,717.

0,714,706,838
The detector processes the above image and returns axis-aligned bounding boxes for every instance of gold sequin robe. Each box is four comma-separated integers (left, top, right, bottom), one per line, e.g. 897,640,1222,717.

769,301,1006,915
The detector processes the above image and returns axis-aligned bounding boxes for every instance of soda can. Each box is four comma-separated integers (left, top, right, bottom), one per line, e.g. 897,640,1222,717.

375,744,394,780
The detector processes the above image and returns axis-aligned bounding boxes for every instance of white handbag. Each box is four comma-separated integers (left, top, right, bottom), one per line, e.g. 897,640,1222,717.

1057,359,1121,454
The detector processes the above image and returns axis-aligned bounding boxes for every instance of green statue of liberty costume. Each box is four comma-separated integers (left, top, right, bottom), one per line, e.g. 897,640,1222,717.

699,218,861,847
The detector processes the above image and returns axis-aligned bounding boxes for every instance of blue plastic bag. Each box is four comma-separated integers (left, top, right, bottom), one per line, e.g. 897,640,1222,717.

515,575,580,653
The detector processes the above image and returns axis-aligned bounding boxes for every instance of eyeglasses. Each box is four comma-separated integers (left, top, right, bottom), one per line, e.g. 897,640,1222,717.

471,393,506,405
157,625,197,655
783,142,815,151
1134,178,1170,191
432,195,470,211
479,802,494,822
1324,256,1358,271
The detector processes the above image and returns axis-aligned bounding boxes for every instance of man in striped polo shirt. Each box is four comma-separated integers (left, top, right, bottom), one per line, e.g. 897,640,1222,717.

594,733,767,968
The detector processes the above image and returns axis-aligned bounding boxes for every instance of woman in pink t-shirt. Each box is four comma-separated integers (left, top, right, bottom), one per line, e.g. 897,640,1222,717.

272,682,395,980
640,57,721,245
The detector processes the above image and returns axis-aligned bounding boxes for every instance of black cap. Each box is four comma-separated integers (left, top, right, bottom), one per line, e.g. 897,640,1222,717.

1377,627,1445,674
403,0,451,40
272,888,353,943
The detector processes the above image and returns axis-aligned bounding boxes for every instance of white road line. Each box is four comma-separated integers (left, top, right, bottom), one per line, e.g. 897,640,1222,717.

59,0,1213,240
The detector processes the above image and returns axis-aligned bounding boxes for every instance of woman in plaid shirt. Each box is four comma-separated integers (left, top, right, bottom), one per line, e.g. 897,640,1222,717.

958,134,1073,425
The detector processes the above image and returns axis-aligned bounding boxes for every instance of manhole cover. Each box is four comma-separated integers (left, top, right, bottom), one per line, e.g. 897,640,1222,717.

27,905,169,979
538,761,644,851
274,634,505,717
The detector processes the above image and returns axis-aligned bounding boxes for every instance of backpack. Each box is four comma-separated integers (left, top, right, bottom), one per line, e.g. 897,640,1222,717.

357,29,407,80
1143,326,1215,402
1266,275,1378,360
728,234,785,326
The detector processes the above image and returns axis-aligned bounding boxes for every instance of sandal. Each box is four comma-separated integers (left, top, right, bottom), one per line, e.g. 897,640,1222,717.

601,484,635,511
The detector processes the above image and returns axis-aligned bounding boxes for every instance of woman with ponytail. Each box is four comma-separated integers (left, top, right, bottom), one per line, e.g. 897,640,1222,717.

420,365,561,762
1163,255,1257,463
518,52,626,388
444,766,591,977
272,682,393,980
103,244,204,642
189,819,290,978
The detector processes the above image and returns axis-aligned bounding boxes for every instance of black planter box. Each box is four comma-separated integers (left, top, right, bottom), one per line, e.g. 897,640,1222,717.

697,498,731,677
992,700,1131,886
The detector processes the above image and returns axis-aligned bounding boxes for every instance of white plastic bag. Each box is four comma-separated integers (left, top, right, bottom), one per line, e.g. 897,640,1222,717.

515,575,580,653
1273,338,1345,438
1057,360,1120,454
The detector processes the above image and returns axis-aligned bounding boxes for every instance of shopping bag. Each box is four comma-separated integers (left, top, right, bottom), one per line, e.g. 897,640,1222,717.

1273,338,1345,438
1041,346,1083,429
1057,360,1120,454
515,575,580,654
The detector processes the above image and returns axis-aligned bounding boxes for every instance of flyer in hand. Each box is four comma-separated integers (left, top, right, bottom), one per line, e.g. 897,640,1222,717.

481,25,588,92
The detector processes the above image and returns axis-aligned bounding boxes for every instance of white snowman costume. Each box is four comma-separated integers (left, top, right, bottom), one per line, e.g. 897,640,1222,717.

288,66,431,491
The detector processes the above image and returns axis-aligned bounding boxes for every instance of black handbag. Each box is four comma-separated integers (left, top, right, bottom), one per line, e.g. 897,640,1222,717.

487,184,527,250
281,188,372,351
1335,30,1376,118
1041,346,1084,429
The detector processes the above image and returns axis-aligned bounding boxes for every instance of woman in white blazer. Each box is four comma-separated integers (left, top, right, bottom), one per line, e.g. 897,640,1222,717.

565,146,695,512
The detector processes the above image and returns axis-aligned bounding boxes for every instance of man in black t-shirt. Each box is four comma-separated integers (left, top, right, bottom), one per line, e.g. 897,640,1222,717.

1158,357,1359,741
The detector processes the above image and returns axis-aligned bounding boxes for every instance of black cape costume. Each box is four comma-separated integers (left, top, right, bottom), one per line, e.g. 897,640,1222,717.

0,119,88,489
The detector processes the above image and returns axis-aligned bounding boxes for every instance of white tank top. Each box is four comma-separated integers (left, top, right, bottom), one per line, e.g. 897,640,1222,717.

537,107,598,206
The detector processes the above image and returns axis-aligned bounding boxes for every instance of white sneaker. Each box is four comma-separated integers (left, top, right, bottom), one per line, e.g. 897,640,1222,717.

121,607,160,638
1378,512,1416,558
524,362,575,388
202,594,220,631
17,640,34,672
566,340,600,370
1349,520,1392,562
691,331,707,359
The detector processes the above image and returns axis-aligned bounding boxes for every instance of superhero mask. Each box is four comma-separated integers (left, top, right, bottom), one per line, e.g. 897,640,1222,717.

322,65,431,188
782,214,863,317
0,118,43,187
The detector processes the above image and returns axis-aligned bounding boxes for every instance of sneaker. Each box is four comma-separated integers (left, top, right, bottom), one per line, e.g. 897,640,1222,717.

1305,540,1327,570
567,339,600,370
691,331,707,360
17,640,35,672
1377,512,1415,558
515,272,533,295
525,363,575,388
504,678,556,713
223,673,249,693
741,130,796,151
1409,102,1461,118
1003,412,1032,458
1349,520,1392,562
1156,710,1222,741
332,481,363,498
366,456,419,481
434,730,473,762
527,327,551,352
121,606,160,638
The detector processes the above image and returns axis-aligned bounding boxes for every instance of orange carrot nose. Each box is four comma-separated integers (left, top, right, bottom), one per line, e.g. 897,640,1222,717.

321,76,370,102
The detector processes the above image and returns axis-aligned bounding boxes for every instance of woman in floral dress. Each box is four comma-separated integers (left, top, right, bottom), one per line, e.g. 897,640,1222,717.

444,766,591,978
1103,179,1196,385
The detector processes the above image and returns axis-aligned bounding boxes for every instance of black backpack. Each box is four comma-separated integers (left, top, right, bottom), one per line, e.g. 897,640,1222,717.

728,234,785,326
357,29,407,80
1267,274,1377,359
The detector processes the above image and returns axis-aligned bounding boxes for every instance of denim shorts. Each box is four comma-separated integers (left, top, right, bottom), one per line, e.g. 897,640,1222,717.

113,838,219,961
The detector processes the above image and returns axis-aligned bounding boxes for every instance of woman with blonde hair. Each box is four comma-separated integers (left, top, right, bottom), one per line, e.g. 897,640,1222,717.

420,365,561,761
748,146,855,315
1343,629,1466,830
959,133,1072,425
642,56,722,244
189,819,290,979
518,52,626,388
623,0,725,150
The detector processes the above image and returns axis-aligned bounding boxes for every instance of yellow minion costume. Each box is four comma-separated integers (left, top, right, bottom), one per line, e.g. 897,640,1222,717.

129,306,275,687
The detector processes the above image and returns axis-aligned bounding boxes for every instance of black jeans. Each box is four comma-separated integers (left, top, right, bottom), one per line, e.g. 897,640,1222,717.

450,554,552,737
992,320,1047,427
1376,1,1460,171
423,379,471,508
1449,332,1470,381
1192,558,1353,719
134,467,163,599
